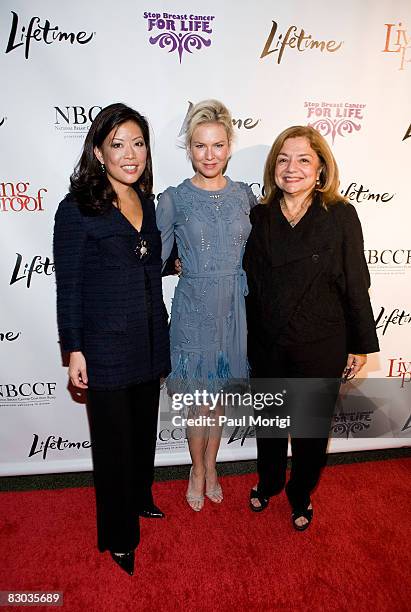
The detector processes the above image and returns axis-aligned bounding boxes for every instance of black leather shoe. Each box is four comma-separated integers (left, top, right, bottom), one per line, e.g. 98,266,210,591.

139,503,165,519
110,550,135,576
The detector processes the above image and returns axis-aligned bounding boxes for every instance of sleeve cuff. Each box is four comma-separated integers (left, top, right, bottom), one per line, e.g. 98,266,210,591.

59,328,83,353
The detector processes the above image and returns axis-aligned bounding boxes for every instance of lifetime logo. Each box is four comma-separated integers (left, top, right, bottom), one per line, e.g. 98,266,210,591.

260,20,343,65
0,383,57,398
0,331,21,343
0,182,47,212
179,101,260,137
29,434,91,460
382,22,410,71
386,357,411,388
4,11,95,59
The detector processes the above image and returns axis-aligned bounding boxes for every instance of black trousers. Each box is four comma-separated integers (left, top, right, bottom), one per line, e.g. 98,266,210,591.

254,334,347,511
87,379,160,552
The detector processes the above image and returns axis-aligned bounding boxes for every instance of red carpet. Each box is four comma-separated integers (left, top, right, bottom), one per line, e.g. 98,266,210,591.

0,459,410,612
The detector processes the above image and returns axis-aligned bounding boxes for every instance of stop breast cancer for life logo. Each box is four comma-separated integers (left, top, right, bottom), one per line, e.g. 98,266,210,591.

143,11,215,63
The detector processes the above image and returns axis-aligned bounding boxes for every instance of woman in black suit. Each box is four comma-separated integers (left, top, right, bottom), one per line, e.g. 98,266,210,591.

243,126,379,530
53,103,170,574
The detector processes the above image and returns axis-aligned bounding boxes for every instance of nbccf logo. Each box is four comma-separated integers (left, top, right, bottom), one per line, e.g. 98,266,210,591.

54,105,102,139
365,249,411,277
158,427,187,442
365,250,411,264
0,382,57,407
143,11,215,63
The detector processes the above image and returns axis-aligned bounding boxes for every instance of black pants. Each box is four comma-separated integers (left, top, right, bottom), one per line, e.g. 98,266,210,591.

87,379,160,552
254,334,347,511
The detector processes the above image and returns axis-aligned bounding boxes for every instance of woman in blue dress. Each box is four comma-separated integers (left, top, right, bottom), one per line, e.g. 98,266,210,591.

156,100,256,510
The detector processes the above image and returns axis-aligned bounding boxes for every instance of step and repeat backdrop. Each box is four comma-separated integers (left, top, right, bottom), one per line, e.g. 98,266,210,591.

0,0,410,475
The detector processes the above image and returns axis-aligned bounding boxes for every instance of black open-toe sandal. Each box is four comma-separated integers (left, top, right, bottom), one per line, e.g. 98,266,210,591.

291,505,313,531
249,487,269,513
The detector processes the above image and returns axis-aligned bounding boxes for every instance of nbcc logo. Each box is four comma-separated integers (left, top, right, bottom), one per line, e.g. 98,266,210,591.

364,250,411,265
158,428,187,442
54,106,102,126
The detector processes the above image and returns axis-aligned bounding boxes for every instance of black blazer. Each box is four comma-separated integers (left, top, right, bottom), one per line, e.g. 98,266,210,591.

243,196,379,358
53,192,170,389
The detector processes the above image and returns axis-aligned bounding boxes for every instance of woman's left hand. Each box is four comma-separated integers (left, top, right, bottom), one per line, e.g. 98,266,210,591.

175,258,182,276
343,353,367,379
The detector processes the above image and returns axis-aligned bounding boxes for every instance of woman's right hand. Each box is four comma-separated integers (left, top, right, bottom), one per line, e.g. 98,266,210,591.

69,351,88,389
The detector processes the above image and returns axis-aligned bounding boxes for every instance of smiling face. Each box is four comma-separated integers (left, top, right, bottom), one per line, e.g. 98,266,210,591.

94,120,147,192
274,136,322,200
189,122,231,181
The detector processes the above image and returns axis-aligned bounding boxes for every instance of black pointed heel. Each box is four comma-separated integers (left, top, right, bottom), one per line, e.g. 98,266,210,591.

110,550,135,575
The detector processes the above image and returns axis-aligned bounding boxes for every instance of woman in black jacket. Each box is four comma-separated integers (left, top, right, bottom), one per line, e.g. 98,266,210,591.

243,125,379,530
53,103,170,574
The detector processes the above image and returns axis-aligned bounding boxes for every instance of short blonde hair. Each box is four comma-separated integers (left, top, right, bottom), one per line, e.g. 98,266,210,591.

262,125,346,208
184,99,234,149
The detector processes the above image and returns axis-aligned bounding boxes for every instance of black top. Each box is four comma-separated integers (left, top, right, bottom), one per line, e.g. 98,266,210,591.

243,195,380,355
53,190,170,390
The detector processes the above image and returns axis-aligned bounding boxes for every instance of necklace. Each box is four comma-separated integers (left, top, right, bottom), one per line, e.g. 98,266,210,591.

280,198,309,227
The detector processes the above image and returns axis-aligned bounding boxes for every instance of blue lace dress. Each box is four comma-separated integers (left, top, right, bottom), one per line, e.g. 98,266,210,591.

156,177,256,394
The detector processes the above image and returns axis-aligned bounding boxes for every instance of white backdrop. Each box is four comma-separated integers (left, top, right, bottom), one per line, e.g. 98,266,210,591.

0,0,410,475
